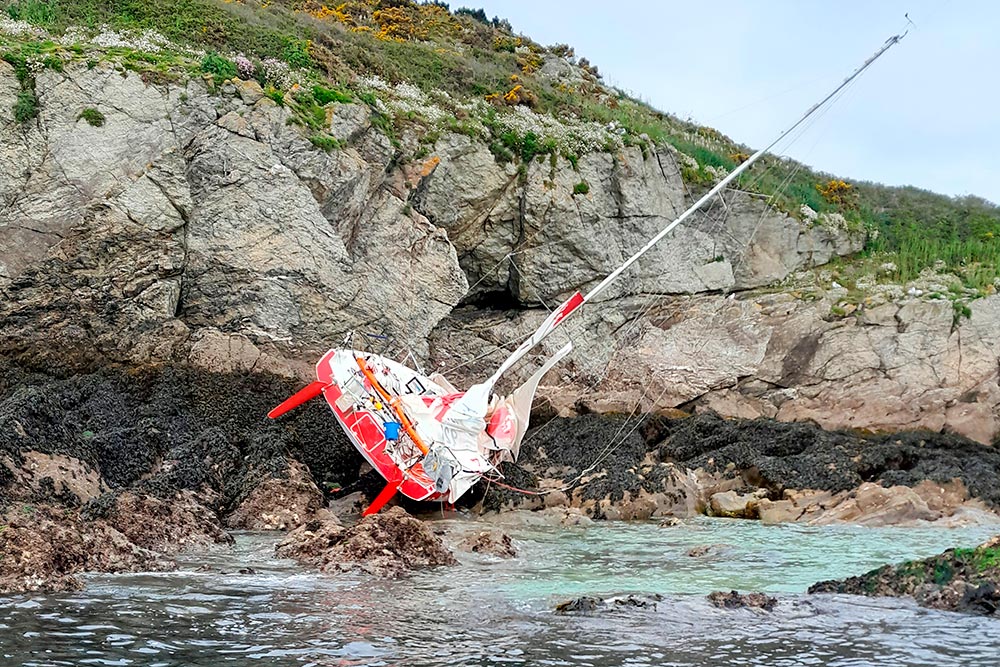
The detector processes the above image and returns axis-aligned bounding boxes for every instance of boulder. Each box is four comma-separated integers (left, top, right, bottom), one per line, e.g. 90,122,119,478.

225,460,327,531
755,498,800,524
2,451,107,505
807,483,938,527
275,507,457,577
709,490,758,519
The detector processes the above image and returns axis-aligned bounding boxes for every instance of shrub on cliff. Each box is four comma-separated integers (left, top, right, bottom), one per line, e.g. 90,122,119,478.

13,89,37,122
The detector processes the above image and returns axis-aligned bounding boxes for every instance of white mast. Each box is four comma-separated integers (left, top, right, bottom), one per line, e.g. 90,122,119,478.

584,31,907,302
483,30,908,388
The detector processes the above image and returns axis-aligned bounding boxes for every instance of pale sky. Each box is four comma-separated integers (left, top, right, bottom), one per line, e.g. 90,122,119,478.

476,0,999,204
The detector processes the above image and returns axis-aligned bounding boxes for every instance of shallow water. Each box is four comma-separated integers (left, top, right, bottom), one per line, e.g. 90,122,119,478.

2,517,998,666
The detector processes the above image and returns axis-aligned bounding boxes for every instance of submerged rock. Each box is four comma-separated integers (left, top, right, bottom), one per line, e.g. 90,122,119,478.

275,507,456,577
687,544,731,558
809,535,1000,615
707,590,778,611
555,593,663,614
457,530,518,558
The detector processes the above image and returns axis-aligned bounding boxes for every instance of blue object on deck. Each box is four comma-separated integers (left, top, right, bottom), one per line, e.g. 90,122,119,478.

384,421,401,441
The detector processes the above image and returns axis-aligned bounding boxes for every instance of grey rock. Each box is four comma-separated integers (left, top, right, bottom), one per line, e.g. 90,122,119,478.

327,102,371,143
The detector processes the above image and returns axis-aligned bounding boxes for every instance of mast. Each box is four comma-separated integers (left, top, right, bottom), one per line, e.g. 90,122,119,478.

584,31,907,303
483,30,908,388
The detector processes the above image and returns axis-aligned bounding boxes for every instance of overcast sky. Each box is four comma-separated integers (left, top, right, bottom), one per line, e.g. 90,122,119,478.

475,0,998,204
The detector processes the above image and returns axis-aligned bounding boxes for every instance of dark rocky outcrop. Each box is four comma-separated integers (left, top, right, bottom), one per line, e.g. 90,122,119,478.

0,359,362,593
707,590,778,611
0,359,362,517
484,409,1000,524
0,504,172,594
654,412,1000,508
555,594,663,614
809,535,1000,615
275,507,457,577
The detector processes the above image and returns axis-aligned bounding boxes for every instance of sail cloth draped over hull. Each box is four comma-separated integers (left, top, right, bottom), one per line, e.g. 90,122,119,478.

268,31,907,515
268,342,574,510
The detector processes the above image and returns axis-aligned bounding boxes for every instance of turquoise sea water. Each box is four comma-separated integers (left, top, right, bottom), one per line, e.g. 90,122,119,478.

1,516,997,666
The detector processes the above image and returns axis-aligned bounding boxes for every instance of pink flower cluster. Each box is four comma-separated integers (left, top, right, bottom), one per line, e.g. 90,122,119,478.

234,54,255,80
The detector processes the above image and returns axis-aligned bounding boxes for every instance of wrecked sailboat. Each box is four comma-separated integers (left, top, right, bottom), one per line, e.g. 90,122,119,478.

268,31,907,515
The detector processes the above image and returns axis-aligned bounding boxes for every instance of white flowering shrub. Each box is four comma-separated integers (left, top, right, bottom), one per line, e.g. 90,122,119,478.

492,105,619,154
90,26,169,52
674,150,699,171
0,16,46,37
258,57,292,87
704,165,728,182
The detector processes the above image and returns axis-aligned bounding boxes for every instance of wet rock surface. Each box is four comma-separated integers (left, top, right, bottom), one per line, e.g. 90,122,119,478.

809,535,1000,615
275,507,457,577
0,504,172,594
0,359,363,592
554,594,663,614
457,530,518,559
707,590,778,611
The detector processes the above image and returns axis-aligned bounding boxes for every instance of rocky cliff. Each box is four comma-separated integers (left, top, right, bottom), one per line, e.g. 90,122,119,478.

1,62,997,444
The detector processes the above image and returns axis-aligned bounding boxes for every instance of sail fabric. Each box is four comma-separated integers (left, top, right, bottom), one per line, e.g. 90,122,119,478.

485,342,573,463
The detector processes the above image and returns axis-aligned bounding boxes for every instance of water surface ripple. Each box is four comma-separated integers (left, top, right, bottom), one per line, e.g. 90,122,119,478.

2,518,997,666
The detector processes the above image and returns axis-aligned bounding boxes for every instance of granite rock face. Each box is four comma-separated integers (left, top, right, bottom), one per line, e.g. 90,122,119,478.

1,63,997,451
430,291,1000,444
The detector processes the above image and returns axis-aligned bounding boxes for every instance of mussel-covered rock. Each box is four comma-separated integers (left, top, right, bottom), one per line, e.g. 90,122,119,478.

275,507,456,577
809,535,1000,615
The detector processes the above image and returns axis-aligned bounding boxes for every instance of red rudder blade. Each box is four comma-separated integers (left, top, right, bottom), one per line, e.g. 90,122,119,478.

362,482,400,516
267,381,327,419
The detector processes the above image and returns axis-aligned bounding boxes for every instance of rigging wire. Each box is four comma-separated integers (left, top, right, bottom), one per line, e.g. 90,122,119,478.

477,44,891,499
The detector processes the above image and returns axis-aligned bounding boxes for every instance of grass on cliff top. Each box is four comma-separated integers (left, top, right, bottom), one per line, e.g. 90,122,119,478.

4,0,1000,291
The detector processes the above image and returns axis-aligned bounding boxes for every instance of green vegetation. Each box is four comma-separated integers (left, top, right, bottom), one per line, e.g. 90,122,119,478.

77,106,104,126
311,84,351,105
1,0,998,295
264,88,284,106
308,134,341,152
13,89,37,121
200,51,236,83
573,180,589,195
